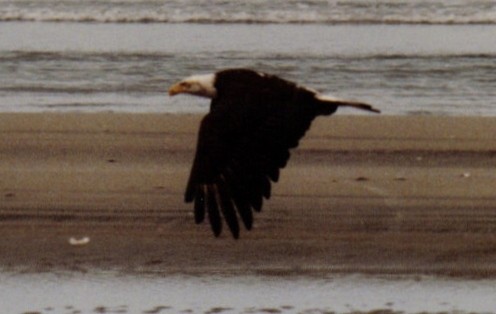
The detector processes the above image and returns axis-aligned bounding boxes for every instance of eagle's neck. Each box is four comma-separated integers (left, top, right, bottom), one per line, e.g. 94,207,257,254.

188,73,217,98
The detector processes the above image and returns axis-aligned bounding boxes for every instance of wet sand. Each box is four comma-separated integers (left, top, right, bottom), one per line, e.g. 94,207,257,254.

1,113,495,277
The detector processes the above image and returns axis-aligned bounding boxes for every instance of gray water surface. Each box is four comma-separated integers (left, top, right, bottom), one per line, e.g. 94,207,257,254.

1,22,495,115
1,272,496,314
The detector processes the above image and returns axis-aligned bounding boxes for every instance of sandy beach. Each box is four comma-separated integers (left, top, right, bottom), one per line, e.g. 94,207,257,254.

1,113,495,277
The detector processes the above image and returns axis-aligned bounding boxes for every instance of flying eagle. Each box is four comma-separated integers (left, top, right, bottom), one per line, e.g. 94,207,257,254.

169,69,379,238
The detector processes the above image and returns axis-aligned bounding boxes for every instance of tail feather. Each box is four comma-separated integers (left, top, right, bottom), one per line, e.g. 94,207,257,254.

316,94,380,114
336,100,381,113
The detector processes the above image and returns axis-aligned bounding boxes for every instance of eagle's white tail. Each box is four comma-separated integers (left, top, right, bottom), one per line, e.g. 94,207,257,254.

316,94,380,114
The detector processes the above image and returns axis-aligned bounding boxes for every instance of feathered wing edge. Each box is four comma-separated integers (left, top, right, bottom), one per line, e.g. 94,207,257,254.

184,114,272,239
185,150,280,239
184,111,295,239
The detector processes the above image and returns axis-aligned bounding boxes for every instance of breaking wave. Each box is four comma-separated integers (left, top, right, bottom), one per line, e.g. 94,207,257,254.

1,0,496,25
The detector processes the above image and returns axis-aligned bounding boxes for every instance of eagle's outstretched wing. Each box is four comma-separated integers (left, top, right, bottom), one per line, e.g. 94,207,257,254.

184,69,337,238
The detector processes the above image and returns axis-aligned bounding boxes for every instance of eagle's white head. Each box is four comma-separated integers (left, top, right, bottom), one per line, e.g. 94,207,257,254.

168,73,217,99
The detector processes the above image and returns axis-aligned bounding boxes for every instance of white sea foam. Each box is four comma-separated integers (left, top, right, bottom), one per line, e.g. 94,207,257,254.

1,0,495,24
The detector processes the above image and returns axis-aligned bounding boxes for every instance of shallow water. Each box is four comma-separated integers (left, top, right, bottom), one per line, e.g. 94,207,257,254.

1,22,495,115
1,272,496,314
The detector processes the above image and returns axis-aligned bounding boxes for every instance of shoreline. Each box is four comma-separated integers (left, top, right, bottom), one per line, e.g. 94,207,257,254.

1,113,495,277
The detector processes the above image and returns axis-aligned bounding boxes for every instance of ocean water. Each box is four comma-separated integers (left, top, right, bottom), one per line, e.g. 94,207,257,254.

2,272,496,314
0,0,495,115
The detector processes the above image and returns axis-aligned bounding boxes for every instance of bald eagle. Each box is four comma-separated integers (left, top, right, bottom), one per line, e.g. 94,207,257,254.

169,69,379,238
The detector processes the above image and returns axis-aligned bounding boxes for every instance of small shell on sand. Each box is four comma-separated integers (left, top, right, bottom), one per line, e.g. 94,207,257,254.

69,236,90,246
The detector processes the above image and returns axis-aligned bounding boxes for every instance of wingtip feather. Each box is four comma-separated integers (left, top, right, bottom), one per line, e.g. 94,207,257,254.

216,179,240,239
206,185,222,237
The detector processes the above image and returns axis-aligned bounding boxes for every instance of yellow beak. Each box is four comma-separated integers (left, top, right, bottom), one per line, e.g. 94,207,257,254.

168,83,184,96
